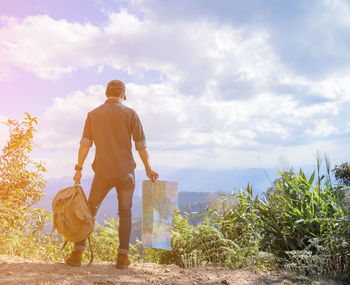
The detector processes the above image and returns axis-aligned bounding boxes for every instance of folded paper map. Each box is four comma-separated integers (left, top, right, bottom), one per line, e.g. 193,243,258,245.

141,180,178,250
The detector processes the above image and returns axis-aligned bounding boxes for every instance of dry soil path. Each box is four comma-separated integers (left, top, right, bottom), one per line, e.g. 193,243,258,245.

0,255,343,285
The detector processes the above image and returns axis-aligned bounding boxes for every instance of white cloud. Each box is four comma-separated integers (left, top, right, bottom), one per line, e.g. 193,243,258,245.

305,119,339,137
36,85,106,150
2,5,349,177
321,0,350,28
0,11,282,98
33,78,347,179
3,9,348,105
2,9,348,105
282,72,350,102
0,15,102,79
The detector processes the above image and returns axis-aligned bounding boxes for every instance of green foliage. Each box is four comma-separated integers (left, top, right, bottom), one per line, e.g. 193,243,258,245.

87,217,120,262
141,209,192,266
145,153,347,277
257,155,350,277
333,162,350,186
0,114,51,255
190,224,238,265
0,116,348,280
197,185,267,268
284,236,350,279
258,164,344,256
284,246,332,277
205,186,260,252
143,187,272,269
0,113,46,207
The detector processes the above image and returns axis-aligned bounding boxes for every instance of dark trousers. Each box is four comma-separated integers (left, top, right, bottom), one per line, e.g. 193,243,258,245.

75,172,135,254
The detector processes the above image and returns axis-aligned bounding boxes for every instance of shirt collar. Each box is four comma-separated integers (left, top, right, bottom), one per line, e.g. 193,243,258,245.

105,98,122,104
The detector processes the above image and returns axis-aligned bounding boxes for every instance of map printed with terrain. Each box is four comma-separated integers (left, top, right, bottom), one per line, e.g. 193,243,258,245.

142,180,178,250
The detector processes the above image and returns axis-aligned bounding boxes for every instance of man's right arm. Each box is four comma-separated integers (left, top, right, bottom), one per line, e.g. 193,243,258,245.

138,148,159,182
73,144,90,185
73,113,93,185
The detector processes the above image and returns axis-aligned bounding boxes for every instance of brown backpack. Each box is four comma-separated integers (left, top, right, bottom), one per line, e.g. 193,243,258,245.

52,185,95,264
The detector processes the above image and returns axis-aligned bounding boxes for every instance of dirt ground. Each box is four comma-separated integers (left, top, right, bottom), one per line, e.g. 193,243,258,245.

0,255,346,285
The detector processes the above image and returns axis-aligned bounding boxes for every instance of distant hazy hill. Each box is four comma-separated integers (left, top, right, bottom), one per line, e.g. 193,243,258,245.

39,167,280,218
38,176,224,242
38,166,318,241
39,167,281,220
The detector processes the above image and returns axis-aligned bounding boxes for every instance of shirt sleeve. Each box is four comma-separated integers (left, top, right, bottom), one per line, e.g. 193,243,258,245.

131,112,147,150
80,113,93,147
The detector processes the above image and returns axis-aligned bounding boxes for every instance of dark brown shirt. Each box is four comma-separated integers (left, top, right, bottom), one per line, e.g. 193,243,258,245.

80,98,146,178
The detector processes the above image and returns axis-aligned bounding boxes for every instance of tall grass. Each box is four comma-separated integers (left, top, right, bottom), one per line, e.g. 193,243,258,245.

140,155,349,279
256,155,349,278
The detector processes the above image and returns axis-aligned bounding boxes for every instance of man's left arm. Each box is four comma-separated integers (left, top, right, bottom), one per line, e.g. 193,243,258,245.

137,147,159,182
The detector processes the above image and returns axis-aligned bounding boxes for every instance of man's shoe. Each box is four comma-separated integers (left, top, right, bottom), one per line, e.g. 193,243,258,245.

66,250,82,267
116,253,131,269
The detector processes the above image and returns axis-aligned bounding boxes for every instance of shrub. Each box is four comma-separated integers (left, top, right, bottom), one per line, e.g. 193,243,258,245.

258,166,344,256
200,185,265,268
0,114,51,256
258,155,350,277
143,186,271,269
333,162,350,186
87,217,120,262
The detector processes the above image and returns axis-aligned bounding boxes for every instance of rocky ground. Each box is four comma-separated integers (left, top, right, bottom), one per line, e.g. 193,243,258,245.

0,255,346,285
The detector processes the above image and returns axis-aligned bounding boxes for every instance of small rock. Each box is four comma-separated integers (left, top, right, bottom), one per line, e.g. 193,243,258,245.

168,264,180,270
164,268,170,273
221,280,230,285
7,271,13,276
180,270,186,274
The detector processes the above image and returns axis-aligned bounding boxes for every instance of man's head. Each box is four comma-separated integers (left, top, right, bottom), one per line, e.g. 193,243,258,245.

106,80,126,100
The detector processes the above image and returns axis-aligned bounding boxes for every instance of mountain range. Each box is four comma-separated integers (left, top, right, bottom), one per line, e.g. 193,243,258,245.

38,166,318,242
40,167,282,218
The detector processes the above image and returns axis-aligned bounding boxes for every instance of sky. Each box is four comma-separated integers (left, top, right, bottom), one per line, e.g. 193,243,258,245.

0,0,350,181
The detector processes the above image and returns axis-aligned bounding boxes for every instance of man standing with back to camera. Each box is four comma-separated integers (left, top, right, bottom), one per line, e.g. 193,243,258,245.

66,80,159,269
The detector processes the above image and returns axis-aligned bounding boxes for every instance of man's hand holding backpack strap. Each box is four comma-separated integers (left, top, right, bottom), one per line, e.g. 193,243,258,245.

73,169,82,185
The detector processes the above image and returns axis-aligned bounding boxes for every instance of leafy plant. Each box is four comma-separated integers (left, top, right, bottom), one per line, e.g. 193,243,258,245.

257,154,350,277
200,185,265,268
333,162,350,186
86,217,120,262
258,157,343,256
0,114,50,255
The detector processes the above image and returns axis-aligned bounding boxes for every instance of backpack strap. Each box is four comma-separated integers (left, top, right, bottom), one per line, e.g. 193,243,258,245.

61,238,93,266
87,235,94,266
61,240,69,251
